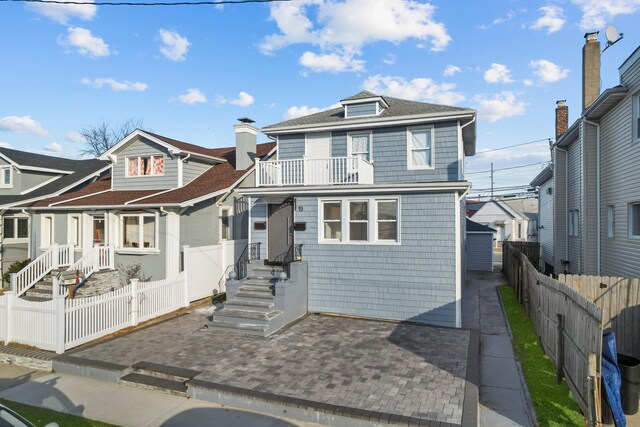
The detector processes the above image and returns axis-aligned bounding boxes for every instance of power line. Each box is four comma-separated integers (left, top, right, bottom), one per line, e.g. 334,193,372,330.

477,138,552,154
0,0,292,5
466,161,550,175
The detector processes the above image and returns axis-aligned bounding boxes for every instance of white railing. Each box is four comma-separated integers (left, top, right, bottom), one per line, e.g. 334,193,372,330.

64,245,115,283
256,156,374,187
12,244,74,297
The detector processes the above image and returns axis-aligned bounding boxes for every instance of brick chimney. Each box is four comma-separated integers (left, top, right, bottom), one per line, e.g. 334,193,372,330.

234,117,257,171
555,100,568,140
582,32,601,111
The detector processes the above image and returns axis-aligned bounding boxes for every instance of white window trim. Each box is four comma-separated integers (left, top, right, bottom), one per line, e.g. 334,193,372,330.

40,215,55,249
118,212,160,253
0,166,13,188
67,214,82,248
347,131,373,163
3,216,29,243
407,125,435,170
633,92,640,144
607,205,615,238
629,202,640,240
124,155,166,178
220,206,233,241
318,196,401,245
569,209,580,237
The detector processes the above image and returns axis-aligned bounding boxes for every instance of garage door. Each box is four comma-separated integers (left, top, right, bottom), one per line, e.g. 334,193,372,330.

466,233,493,271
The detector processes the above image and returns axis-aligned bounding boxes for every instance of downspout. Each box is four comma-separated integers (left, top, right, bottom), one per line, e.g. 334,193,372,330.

555,146,569,268
584,118,601,274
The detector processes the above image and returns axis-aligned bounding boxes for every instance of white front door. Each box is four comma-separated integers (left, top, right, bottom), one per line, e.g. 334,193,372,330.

305,133,331,184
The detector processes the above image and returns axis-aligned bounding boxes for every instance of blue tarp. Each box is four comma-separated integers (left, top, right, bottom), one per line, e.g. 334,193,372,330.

602,331,626,427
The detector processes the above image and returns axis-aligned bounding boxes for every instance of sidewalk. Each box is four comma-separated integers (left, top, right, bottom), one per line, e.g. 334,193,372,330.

463,271,536,427
0,364,319,427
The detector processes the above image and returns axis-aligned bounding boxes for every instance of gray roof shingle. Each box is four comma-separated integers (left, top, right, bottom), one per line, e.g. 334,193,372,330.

263,92,473,130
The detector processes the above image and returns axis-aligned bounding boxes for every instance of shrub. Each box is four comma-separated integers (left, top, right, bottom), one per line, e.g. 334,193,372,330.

117,263,151,286
2,259,31,286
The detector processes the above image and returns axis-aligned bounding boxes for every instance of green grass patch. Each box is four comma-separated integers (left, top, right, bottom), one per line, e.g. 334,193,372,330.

0,399,119,427
498,285,584,427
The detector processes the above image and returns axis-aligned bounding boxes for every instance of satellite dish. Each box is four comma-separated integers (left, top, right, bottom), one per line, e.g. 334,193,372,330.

606,25,619,43
603,25,623,52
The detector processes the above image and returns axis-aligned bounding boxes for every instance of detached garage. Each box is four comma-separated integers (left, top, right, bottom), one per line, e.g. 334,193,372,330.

466,219,496,272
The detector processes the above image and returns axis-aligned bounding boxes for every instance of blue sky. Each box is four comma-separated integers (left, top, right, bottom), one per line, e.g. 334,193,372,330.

1,0,639,197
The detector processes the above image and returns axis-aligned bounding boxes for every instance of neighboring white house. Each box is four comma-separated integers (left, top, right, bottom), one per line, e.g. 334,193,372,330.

471,198,538,247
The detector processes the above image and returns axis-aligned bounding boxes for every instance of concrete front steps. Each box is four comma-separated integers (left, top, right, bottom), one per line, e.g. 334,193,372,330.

20,269,70,302
20,269,118,301
120,361,200,397
207,265,285,337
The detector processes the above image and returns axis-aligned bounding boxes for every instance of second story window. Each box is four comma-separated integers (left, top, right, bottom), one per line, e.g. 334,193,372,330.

407,126,434,170
348,132,371,162
127,156,164,177
0,166,12,187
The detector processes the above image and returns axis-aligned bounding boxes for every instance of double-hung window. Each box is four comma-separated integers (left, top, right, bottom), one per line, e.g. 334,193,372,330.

348,132,371,162
607,205,615,238
407,126,434,169
629,202,640,239
121,213,157,249
127,156,164,177
220,208,232,240
3,217,28,242
0,166,12,187
320,197,399,244
569,209,579,237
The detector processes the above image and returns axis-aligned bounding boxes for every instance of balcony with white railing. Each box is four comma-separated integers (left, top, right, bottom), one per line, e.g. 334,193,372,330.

256,156,374,187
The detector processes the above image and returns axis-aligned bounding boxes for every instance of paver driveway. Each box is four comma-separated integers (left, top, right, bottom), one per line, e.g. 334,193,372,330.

72,308,476,426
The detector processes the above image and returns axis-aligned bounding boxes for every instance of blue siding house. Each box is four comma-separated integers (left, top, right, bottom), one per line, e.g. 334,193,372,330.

242,91,477,328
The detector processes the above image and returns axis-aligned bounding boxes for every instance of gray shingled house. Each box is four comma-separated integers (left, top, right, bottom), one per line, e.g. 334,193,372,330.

0,148,108,284
233,91,477,328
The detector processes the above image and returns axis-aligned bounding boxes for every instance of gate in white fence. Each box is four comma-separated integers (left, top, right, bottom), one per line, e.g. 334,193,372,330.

0,241,244,353
184,240,245,301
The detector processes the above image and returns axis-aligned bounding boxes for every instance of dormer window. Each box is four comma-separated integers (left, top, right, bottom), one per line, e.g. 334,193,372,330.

0,166,12,187
341,96,388,119
126,155,164,177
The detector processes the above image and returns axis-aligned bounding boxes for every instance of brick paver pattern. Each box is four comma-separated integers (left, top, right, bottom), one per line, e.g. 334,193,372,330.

74,311,470,425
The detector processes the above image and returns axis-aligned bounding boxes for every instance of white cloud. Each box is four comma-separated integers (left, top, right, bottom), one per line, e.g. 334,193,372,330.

530,5,565,33
260,0,450,72
0,142,11,148
61,27,110,58
478,10,515,29
299,51,365,73
570,0,640,30
44,142,64,153
81,77,147,92
382,54,396,65
475,91,526,122
217,91,255,107
0,116,49,137
27,0,96,25
523,79,534,87
159,29,190,62
283,103,342,120
443,65,461,77
484,63,514,84
530,59,569,83
65,131,85,143
363,74,465,105
178,89,207,105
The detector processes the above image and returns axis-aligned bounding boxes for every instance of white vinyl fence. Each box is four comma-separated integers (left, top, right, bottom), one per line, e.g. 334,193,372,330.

1,240,243,353
184,240,245,301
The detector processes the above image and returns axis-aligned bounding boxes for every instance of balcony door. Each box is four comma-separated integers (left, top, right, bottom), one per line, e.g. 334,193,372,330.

305,133,331,185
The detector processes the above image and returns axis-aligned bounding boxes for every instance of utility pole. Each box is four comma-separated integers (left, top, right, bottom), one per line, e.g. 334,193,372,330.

490,163,494,200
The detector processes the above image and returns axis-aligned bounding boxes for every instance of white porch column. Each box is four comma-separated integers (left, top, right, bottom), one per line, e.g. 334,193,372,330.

165,209,180,280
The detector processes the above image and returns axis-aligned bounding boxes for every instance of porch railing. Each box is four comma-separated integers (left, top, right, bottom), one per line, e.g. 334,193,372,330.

61,245,115,287
235,242,261,280
12,244,74,297
256,157,374,187
272,244,303,278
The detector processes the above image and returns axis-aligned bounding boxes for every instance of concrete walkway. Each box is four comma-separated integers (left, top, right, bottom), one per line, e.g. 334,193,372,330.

463,271,536,427
0,363,320,427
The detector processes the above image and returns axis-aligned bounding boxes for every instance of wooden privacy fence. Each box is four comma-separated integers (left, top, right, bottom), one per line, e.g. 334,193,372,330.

558,274,640,360
503,242,603,425
503,241,540,270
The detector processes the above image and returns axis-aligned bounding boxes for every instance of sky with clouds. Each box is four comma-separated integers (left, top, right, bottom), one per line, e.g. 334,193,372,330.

1,0,639,197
